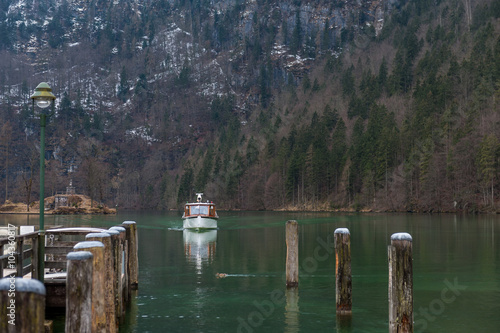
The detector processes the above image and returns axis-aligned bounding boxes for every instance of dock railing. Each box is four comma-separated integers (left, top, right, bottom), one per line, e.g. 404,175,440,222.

0,227,106,280
0,229,39,279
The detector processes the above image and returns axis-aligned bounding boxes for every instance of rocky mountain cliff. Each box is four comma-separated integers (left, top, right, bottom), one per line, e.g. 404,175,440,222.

2,0,396,108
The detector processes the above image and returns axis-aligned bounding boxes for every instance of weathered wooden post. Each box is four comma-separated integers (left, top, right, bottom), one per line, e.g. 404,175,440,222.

122,221,138,290
74,240,106,333
65,251,93,333
285,220,299,288
85,232,116,333
335,228,352,315
0,277,46,332
106,228,122,323
110,226,128,310
31,235,39,279
388,232,413,333
15,237,24,277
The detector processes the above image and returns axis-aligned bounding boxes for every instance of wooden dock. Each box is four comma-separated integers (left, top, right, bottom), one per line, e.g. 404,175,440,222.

0,221,139,332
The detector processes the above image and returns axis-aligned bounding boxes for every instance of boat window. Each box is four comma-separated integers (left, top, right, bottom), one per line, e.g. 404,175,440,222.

200,205,209,215
190,205,200,215
184,206,189,216
210,206,214,215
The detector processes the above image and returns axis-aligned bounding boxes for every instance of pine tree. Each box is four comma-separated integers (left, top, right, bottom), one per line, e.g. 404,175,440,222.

478,134,499,206
290,10,302,54
118,66,130,102
321,19,330,51
178,164,194,204
196,148,214,191
330,118,347,197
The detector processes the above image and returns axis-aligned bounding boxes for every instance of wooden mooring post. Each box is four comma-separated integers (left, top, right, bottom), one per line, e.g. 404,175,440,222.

85,232,117,333
122,221,139,290
110,226,128,312
74,240,106,333
334,228,352,315
388,232,413,333
285,220,299,288
65,251,93,333
106,228,123,323
0,277,46,332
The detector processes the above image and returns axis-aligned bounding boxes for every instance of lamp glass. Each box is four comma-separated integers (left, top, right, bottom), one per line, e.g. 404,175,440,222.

35,98,52,109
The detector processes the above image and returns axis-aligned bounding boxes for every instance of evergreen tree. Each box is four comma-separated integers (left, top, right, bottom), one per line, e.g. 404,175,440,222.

302,74,311,92
259,64,271,107
321,19,330,51
330,118,347,195
178,164,194,204
118,66,130,102
322,104,338,132
341,66,356,98
196,148,214,191
246,137,259,166
290,10,302,54
175,63,191,88
478,134,499,206
348,118,365,200
305,29,317,58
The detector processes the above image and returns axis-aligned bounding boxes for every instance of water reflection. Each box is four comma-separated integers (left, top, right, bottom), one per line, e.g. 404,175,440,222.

183,229,217,272
285,287,299,333
336,313,352,332
0,214,37,227
0,214,101,229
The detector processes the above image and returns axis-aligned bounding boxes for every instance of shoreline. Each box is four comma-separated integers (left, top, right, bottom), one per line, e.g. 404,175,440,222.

0,195,117,215
0,211,117,215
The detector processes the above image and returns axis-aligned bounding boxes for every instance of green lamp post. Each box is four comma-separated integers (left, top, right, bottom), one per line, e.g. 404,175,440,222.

30,82,56,282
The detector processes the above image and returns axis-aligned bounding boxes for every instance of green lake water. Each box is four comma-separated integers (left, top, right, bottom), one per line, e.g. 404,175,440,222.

2,211,499,332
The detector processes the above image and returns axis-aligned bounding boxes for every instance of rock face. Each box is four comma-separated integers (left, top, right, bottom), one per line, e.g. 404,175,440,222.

2,0,396,108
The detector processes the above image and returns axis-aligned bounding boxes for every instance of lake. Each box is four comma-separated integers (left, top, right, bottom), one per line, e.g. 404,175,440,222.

1,211,499,332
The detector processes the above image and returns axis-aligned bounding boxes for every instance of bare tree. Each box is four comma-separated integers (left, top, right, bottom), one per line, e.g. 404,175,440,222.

77,138,111,208
20,147,39,212
0,121,12,203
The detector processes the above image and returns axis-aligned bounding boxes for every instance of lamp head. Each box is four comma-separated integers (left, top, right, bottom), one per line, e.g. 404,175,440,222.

30,82,56,109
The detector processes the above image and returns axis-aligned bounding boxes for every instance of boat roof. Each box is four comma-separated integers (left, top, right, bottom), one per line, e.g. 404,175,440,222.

185,202,215,206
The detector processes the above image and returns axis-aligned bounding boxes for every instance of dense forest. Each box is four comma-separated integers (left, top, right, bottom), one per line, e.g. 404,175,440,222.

0,0,499,212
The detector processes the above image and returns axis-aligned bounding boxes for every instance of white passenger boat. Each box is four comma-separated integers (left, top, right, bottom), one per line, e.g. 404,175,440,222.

182,193,218,230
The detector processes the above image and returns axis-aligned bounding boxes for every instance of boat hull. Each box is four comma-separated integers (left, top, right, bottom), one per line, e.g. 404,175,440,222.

183,216,218,230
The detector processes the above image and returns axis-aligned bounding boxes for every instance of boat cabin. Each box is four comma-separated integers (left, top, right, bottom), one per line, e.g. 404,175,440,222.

183,193,218,219
183,203,217,218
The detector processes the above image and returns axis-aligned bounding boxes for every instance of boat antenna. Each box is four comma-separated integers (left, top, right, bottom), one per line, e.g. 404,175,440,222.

196,193,203,202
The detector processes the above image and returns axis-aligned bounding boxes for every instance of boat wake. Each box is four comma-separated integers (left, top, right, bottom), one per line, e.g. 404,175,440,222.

215,273,277,278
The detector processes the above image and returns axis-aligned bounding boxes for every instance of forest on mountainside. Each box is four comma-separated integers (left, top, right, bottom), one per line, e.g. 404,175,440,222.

0,0,499,212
